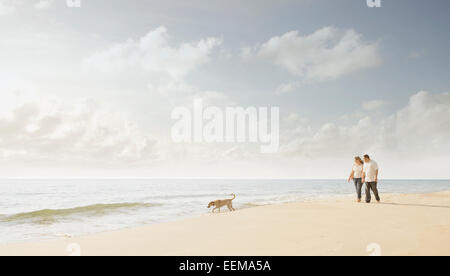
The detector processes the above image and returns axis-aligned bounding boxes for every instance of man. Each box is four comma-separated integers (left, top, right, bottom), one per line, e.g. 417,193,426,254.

362,154,380,203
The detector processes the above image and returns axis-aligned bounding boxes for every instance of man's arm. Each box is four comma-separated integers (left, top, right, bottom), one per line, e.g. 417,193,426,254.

374,161,379,182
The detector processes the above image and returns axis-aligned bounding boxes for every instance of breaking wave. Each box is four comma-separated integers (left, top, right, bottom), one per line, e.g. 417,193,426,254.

1,202,159,225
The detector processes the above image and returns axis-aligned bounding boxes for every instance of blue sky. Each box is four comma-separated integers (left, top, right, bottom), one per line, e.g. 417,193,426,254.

0,0,449,178
44,0,450,123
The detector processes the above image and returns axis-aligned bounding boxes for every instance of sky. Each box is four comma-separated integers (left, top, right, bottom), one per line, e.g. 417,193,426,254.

0,0,449,178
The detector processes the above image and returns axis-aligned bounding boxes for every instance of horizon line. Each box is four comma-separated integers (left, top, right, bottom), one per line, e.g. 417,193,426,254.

0,177,449,181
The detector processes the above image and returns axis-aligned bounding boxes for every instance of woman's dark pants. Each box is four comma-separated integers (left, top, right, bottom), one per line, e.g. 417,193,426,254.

353,178,363,200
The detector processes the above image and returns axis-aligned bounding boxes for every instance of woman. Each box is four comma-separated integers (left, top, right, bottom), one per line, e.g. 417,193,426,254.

348,156,364,202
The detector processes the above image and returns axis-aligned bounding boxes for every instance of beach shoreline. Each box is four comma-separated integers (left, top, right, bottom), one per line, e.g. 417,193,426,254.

1,191,449,256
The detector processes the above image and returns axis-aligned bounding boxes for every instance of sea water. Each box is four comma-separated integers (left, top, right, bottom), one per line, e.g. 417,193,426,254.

0,178,449,243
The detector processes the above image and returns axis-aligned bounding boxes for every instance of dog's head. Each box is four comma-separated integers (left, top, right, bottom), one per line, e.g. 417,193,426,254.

207,201,215,208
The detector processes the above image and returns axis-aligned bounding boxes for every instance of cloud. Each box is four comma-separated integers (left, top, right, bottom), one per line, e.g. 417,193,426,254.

0,0,16,15
240,47,252,60
1,87,449,178
0,94,158,165
83,26,231,106
275,81,301,95
0,0,54,14
363,100,385,111
34,0,53,10
249,27,381,84
83,26,222,80
281,91,450,162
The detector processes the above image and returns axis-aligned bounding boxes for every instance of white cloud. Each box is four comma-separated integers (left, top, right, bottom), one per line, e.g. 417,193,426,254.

83,26,222,80
363,100,385,111
283,113,309,125
1,87,449,178
380,91,450,155
281,91,450,162
270,91,450,178
34,0,53,10
275,81,301,95
0,93,158,165
250,27,381,84
0,0,54,14
0,0,16,15
240,47,252,60
83,26,232,109
0,26,231,173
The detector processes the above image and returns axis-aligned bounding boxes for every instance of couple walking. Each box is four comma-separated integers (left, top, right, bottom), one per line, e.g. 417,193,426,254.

348,154,380,203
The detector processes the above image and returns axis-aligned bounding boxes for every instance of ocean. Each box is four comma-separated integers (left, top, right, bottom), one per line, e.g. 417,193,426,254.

1,179,449,244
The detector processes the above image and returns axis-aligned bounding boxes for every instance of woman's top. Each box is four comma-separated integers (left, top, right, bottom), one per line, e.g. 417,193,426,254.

353,164,363,178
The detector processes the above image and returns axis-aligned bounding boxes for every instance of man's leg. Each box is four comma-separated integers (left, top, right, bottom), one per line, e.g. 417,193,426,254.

370,182,381,202
365,182,371,203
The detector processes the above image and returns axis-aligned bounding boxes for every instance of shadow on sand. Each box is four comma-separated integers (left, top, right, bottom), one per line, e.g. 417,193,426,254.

379,202,450,209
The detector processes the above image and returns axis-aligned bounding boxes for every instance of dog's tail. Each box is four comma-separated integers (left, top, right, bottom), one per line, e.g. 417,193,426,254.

230,193,236,200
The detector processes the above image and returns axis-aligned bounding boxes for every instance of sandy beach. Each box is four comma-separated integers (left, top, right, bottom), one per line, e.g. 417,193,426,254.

1,191,449,256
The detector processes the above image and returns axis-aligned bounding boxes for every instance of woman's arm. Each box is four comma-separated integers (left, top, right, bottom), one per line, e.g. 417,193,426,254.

348,169,355,182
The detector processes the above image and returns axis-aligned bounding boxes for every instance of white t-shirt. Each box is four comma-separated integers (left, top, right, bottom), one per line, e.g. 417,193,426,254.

363,160,379,182
352,164,363,178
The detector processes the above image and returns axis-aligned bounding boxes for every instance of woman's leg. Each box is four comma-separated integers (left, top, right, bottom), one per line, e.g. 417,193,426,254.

357,179,363,201
353,178,362,201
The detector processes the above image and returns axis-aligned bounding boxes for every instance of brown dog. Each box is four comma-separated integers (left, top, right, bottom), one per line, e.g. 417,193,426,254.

208,194,236,213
